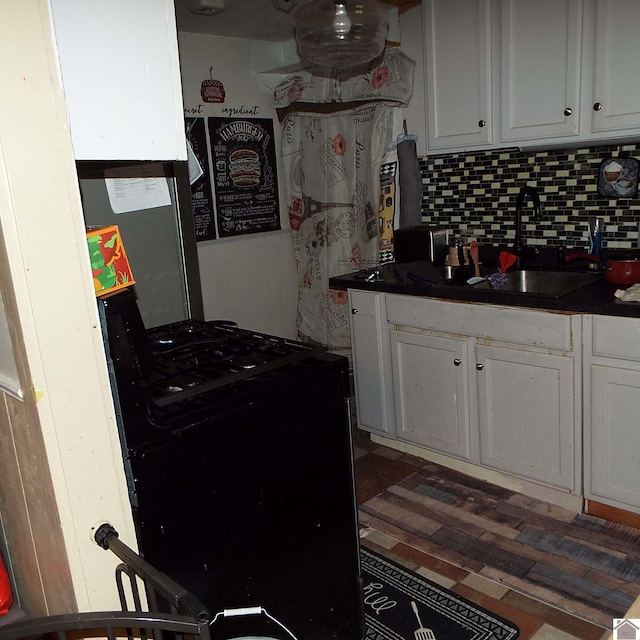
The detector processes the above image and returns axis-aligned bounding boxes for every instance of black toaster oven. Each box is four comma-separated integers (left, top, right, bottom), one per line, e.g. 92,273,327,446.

394,226,449,265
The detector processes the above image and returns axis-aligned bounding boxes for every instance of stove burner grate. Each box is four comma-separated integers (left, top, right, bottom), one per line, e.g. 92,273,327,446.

142,320,324,407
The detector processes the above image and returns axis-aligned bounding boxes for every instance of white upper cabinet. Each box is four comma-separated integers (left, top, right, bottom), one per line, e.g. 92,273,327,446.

50,0,187,161
590,0,640,134
422,0,640,154
424,0,493,151
500,0,582,142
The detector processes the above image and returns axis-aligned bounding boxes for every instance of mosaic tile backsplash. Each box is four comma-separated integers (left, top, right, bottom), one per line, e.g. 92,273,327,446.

418,143,640,252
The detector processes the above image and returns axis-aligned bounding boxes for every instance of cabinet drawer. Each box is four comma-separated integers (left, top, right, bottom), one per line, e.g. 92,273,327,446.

386,295,574,351
591,315,640,361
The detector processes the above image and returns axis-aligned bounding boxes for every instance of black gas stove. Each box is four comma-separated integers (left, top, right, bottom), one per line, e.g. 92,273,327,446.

100,289,332,445
145,319,323,408
99,289,364,640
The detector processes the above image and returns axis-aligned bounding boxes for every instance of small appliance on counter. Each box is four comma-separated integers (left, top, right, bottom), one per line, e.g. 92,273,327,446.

394,226,449,265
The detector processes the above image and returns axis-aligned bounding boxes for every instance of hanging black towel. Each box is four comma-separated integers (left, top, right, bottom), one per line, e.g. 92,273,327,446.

396,134,423,229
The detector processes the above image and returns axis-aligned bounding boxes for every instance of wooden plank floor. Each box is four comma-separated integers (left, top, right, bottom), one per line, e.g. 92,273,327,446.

352,427,624,640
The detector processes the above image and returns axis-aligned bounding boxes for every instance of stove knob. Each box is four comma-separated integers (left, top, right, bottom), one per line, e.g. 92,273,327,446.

351,308,358,314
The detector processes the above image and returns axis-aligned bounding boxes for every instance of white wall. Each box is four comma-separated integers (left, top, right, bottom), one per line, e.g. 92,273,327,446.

178,32,298,339
0,0,137,613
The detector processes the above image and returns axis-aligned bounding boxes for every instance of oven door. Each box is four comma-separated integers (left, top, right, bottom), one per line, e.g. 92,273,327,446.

129,355,363,640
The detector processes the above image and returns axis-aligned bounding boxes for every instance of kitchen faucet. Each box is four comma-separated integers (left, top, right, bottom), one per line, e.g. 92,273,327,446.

513,186,542,267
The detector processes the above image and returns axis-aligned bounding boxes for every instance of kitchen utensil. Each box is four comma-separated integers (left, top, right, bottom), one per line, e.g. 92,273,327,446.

394,260,444,284
470,240,481,278
564,249,640,285
499,250,517,273
411,601,436,640
407,272,438,286
603,251,640,284
457,243,465,269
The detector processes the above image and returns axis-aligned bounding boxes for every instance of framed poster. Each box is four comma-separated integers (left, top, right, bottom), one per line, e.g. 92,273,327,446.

186,117,216,241
208,117,281,237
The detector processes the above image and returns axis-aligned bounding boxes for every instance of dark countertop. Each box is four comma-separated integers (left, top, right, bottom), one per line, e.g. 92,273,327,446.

329,262,640,319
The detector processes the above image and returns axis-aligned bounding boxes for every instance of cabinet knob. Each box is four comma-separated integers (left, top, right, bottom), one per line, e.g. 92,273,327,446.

564,107,573,116
453,358,462,367
351,308,358,315
593,102,603,112
475,363,484,371
478,119,486,128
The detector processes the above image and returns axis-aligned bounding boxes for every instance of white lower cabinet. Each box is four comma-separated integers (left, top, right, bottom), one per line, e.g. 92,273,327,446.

390,329,472,459
350,291,581,493
584,315,640,513
348,290,395,438
476,344,576,490
349,292,640,510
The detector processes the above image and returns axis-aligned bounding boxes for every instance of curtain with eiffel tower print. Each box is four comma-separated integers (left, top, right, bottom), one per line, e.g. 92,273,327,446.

275,48,414,349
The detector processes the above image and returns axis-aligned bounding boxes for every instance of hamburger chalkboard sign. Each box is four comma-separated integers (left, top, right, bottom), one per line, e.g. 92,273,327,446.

208,117,280,237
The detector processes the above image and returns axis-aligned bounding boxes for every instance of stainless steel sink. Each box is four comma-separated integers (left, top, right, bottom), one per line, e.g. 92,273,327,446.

472,269,603,298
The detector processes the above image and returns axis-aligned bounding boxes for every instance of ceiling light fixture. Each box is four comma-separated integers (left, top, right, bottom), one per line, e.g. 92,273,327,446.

190,0,226,15
293,0,388,71
332,3,351,38
271,0,300,13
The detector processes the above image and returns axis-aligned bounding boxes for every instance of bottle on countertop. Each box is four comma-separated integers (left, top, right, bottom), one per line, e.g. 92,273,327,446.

588,217,604,260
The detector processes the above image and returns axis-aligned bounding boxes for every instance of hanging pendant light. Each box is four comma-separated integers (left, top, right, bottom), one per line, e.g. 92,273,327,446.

333,3,351,36
271,0,299,13
190,0,226,15
293,0,388,71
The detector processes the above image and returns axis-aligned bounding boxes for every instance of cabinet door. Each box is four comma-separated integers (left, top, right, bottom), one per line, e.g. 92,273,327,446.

476,344,576,490
591,0,640,133
50,0,186,160
390,329,471,459
348,290,395,437
588,364,640,509
500,0,582,142
424,0,492,152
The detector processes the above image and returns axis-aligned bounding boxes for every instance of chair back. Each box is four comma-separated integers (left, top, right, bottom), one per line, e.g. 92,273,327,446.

0,523,212,640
